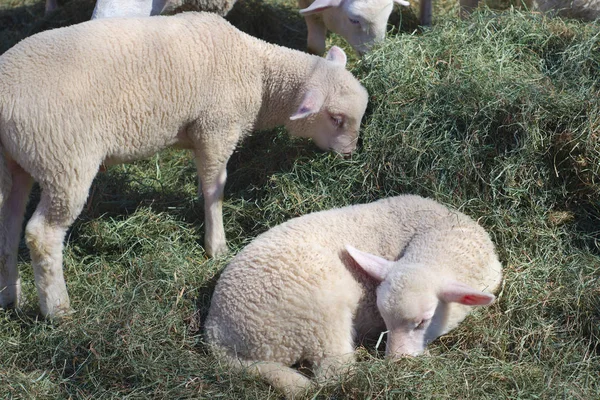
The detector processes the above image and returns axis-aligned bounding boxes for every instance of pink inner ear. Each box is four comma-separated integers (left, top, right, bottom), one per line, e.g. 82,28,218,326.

440,281,495,306
290,90,325,120
459,293,494,306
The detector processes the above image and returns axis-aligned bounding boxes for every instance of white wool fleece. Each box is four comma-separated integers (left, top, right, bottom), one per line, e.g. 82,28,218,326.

0,12,368,318
205,195,503,397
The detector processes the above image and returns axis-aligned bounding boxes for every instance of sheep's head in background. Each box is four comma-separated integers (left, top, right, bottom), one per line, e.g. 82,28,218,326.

286,46,368,155
299,0,410,56
346,245,497,357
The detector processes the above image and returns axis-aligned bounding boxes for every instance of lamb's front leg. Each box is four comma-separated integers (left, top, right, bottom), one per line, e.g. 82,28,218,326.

25,166,98,318
194,132,240,257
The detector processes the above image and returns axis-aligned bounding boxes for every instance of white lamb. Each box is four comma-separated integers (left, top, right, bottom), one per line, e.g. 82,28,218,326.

0,12,368,318
82,0,411,56
205,195,503,397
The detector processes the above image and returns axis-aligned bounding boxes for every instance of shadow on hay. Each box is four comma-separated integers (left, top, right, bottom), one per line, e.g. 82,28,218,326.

0,0,96,54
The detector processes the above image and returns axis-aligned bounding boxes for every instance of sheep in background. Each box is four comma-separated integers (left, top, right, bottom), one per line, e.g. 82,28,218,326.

205,195,503,397
75,0,411,56
297,0,411,55
531,0,599,20
0,12,368,318
419,0,599,26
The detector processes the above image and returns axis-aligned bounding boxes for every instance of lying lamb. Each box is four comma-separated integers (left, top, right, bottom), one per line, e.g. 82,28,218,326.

84,0,410,56
0,12,368,318
205,195,503,397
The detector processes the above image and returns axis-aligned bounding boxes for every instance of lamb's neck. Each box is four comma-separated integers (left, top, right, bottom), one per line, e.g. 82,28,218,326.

254,45,320,131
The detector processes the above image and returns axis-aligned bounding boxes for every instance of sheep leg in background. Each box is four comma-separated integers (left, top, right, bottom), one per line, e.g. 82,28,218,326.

420,0,433,25
45,0,58,14
194,131,239,257
459,0,480,18
24,168,98,317
0,159,33,310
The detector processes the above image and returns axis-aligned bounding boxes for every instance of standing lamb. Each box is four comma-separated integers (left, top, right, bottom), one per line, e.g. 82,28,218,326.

0,12,368,318
205,195,503,397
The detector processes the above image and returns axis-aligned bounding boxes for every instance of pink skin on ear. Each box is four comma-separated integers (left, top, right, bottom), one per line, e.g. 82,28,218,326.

439,281,496,306
299,0,343,15
345,245,395,282
290,89,325,120
325,46,347,67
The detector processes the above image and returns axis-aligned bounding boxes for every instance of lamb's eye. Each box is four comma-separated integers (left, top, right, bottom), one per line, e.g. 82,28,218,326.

349,18,360,25
415,319,428,330
330,115,343,127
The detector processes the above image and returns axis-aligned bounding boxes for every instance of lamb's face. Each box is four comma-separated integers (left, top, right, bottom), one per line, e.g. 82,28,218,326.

310,79,368,154
376,270,448,357
377,267,497,357
287,47,368,155
345,245,497,358
328,0,395,55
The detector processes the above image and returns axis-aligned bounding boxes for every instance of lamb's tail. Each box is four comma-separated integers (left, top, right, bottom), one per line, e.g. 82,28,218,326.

216,350,313,399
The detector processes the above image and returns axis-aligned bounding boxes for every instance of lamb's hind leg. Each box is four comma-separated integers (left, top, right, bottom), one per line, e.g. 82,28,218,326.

194,128,240,257
25,170,97,318
0,159,33,310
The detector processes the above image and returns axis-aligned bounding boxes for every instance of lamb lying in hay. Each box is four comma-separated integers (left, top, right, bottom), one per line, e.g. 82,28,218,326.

205,194,503,397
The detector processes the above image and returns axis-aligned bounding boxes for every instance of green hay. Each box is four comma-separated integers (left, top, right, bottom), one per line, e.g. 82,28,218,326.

0,1,599,398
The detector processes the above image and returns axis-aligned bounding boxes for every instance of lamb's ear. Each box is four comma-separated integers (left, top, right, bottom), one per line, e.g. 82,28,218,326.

290,89,325,120
299,0,342,15
345,245,394,282
393,0,411,7
325,46,347,67
439,281,496,306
